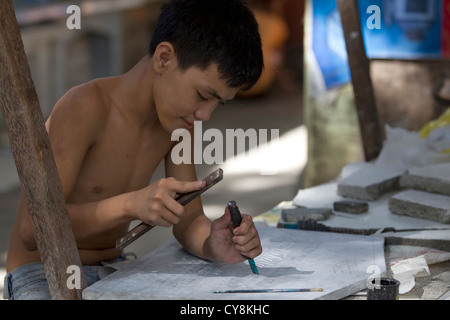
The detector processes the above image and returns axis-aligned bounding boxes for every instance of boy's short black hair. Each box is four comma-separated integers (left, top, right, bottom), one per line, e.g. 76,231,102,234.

149,0,263,91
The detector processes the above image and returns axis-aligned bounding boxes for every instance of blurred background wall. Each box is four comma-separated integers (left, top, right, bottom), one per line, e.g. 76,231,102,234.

12,0,166,119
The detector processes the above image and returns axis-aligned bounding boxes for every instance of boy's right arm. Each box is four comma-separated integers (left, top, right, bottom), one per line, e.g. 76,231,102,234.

19,178,204,251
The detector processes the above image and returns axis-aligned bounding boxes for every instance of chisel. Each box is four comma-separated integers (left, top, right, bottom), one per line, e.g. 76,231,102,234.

227,200,259,275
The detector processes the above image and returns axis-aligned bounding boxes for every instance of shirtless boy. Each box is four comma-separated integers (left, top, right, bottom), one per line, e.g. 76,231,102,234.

4,0,264,299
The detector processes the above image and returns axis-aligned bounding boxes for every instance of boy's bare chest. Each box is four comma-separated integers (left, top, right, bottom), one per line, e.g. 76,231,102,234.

69,124,173,201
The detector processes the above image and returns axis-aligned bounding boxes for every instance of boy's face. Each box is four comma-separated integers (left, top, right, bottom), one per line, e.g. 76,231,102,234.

153,59,239,133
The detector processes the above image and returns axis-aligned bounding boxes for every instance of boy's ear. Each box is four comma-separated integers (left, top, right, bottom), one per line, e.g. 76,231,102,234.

153,42,176,73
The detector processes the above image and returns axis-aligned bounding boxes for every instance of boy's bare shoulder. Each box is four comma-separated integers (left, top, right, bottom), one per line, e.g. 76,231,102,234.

48,78,117,135
55,79,111,119
45,78,120,152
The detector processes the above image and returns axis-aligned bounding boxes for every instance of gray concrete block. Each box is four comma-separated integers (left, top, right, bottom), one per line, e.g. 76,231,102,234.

333,200,369,214
337,163,404,201
389,190,450,224
281,207,331,222
400,162,450,196
381,229,450,251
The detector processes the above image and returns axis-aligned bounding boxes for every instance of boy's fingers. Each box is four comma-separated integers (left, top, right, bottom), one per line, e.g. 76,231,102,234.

148,178,204,222
241,245,263,259
169,179,205,194
232,214,252,235
234,233,259,251
158,208,181,227
164,199,185,217
232,227,258,248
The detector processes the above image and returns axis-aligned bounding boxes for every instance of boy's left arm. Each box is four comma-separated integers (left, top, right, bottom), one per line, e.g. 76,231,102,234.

165,157,262,263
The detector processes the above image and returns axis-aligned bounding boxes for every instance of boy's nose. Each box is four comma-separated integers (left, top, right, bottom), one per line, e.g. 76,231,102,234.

194,104,215,122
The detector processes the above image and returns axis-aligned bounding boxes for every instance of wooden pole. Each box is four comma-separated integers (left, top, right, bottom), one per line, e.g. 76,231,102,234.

337,0,383,161
0,1,86,299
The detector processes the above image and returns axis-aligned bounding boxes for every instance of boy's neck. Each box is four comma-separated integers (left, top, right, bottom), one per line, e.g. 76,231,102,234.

119,55,159,127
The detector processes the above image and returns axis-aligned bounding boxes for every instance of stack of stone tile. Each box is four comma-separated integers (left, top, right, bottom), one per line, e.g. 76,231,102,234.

337,162,404,201
389,162,450,224
337,162,450,224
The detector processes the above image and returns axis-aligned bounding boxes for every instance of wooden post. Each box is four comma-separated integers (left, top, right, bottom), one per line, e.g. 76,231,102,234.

337,0,383,161
0,1,86,299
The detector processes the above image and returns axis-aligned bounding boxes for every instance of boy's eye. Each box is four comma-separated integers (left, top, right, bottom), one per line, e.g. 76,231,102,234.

197,91,208,101
197,90,226,107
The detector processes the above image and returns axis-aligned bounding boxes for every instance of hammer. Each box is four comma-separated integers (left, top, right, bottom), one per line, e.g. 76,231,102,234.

116,168,223,250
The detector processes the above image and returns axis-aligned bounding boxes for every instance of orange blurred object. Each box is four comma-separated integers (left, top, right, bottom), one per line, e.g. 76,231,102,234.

238,7,289,98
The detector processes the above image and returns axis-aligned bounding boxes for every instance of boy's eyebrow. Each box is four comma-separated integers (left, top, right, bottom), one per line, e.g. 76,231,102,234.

204,86,225,101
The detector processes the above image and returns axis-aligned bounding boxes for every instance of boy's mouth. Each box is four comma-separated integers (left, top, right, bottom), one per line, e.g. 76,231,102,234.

181,117,194,129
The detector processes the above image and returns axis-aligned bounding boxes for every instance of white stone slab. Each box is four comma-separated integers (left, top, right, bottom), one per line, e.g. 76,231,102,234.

389,190,450,224
337,163,404,201
83,226,386,300
400,162,450,196
380,229,450,251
